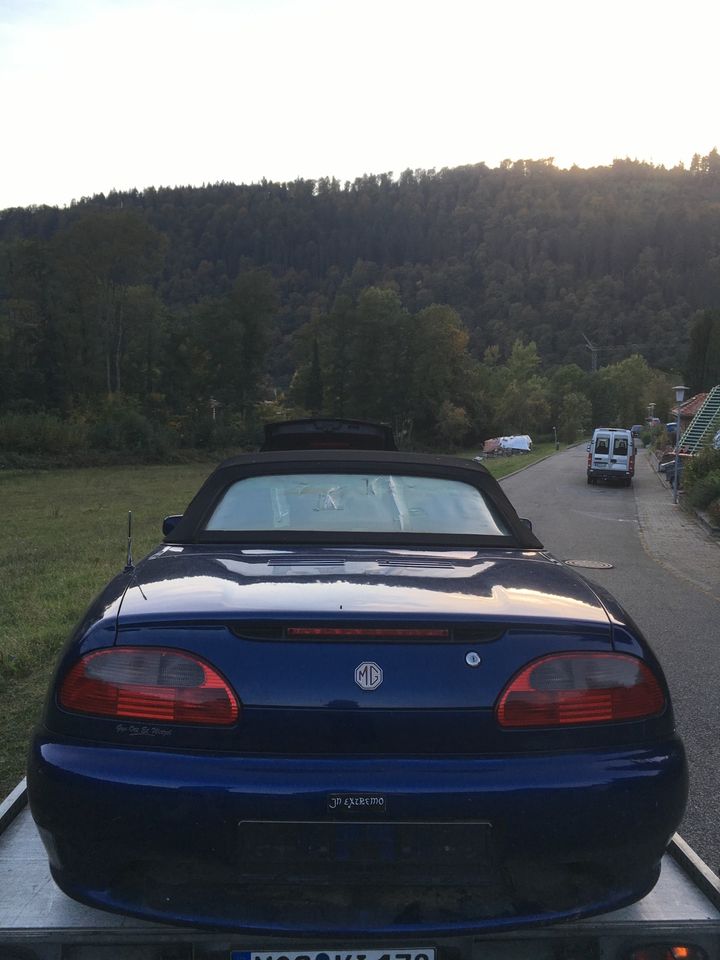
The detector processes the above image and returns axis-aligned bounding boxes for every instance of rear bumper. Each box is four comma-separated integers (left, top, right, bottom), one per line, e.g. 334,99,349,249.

587,468,634,480
28,735,687,934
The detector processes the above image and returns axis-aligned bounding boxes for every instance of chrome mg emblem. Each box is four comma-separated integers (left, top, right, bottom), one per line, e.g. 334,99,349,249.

355,661,383,691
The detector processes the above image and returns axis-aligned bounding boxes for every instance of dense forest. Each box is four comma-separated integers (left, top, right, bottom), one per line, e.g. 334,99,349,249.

2,152,720,455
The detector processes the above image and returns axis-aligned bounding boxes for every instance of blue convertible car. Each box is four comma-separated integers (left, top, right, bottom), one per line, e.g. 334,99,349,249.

27,432,687,935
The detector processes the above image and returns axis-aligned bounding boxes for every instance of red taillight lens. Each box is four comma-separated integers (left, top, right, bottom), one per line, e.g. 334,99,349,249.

59,648,240,726
625,946,707,960
496,652,665,728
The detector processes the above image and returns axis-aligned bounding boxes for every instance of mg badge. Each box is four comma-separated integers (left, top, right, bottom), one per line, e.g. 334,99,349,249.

355,661,383,691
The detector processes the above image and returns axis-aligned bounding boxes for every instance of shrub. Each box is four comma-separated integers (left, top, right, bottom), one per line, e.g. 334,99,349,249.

434,401,470,449
79,397,183,455
0,413,87,454
171,410,254,450
708,498,720,526
685,470,720,510
683,447,720,490
88,407,156,451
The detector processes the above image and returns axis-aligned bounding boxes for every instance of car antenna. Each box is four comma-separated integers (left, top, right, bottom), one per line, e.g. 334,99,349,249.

124,511,135,572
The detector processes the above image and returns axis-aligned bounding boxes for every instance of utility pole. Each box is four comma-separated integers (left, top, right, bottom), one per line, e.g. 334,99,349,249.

582,333,599,373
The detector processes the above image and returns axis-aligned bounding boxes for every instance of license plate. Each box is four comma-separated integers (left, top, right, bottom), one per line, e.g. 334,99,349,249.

233,950,436,960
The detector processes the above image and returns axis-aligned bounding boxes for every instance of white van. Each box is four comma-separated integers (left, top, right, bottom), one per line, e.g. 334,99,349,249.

586,428,635,486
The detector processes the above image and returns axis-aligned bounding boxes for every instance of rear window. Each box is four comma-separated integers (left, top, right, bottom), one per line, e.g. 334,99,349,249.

204,473,511,536
613,437,628,455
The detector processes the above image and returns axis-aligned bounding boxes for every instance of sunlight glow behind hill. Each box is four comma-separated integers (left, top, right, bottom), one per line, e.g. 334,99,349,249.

1,0,718,209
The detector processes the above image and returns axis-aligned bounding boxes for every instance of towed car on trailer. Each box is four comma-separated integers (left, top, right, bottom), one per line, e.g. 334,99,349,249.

27,447,687,936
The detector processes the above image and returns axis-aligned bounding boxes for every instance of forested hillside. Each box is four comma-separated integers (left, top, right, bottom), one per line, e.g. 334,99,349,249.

2,153,720,455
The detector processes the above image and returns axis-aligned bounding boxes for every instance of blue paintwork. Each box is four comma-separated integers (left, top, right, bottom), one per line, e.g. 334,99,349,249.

28,734,686,934
28,539,688,934
116,546,613,625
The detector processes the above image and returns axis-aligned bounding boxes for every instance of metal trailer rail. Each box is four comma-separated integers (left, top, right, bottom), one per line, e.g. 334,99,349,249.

2,780,719,960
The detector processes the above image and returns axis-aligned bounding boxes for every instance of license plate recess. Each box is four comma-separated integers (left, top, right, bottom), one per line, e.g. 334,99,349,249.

237,821,491,883
233,950,436,960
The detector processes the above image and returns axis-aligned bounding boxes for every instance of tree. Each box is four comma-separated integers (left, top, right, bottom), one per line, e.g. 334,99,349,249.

195,269,277,418
3,163,717,445
589,354,652,427
0,239,70,409
506,338,542,383
320,291,356,416
686,310,720,393
490,340,551,434
548,364,589,423
120,286,168,399
609,355,655,425
501,377,550,434
343,287,410,422
306,289,480,444
304,338,324,413
558,391,592,443
58,211,166,397
434,400,470,447
406,304,472,438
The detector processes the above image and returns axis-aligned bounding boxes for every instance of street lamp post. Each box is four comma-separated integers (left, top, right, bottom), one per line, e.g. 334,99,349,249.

672,385,688,505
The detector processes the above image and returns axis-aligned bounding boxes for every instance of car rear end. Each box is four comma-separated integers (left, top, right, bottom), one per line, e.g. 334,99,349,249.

587,429,635,486
28,550,687,935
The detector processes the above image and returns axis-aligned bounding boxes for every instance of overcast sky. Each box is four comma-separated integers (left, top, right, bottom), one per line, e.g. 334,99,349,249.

1,0,719,210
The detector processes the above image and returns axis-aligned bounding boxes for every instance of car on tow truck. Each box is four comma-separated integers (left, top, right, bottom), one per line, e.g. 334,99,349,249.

27,424,687,937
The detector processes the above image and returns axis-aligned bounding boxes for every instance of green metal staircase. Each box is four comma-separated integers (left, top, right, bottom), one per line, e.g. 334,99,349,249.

678,385,720,454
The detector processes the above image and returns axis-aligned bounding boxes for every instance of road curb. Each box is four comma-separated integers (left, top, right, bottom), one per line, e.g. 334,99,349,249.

693,508,720,538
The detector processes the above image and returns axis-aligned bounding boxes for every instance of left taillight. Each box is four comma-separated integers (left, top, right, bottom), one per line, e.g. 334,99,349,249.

496,652,666,728
58,647,240,726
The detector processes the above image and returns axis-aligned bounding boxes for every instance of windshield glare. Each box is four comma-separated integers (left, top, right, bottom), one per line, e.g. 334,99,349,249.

204,473,511,536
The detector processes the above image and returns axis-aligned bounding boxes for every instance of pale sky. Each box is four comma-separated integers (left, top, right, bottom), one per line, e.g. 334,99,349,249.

1,0,719,210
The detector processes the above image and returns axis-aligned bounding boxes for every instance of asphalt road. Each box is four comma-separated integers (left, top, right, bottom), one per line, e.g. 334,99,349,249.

500,444,720,875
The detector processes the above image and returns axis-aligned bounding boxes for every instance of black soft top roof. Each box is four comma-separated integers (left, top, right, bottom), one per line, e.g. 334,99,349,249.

165,449,543,549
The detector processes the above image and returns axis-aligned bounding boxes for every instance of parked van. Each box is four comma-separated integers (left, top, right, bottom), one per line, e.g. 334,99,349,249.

587,427,635,486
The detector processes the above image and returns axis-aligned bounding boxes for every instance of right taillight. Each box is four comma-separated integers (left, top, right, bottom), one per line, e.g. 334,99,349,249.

496,652,666,728
625,945,708,960
59,647,240,726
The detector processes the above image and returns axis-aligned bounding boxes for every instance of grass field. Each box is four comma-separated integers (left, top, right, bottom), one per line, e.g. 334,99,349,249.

0,443,561,798
0,462,213,796
457,441,559,479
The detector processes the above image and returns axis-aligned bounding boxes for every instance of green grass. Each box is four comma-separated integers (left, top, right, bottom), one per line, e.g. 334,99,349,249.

455,441,561,478
0,445,564,798
0,462,214,797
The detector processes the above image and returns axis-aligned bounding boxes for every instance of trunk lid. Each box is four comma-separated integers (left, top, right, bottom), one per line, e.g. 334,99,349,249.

113,546,615,754
120,545,611,627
